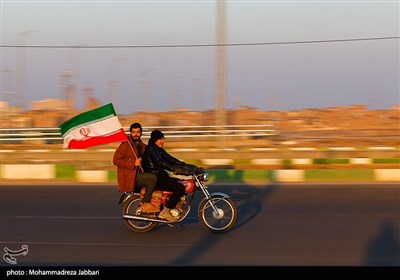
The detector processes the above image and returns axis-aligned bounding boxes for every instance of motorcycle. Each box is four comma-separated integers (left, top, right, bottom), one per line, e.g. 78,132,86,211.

118,170,237,233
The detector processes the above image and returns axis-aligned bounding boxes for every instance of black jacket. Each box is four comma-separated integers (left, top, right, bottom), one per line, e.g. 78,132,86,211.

142,139,189,175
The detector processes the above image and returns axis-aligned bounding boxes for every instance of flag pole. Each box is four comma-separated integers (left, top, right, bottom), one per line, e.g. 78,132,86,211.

127,137,144,172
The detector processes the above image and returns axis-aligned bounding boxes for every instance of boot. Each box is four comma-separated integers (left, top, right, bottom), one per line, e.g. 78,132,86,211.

158,207,178,222
141,202,159,213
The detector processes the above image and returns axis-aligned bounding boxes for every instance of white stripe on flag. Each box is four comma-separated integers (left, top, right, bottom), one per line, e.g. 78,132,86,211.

63,115,124,148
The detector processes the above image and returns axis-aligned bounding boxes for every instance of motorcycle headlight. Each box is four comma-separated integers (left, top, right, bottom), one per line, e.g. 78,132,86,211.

200,173,209,182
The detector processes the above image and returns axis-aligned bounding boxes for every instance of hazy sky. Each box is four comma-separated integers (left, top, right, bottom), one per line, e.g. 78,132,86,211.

1,0,399,115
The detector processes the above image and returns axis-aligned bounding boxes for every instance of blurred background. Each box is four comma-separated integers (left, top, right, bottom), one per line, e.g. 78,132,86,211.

2,1,398,113
1,1,399,137
1,1,399,180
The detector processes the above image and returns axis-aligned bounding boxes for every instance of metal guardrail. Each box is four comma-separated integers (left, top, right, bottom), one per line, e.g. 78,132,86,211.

0,124,277,144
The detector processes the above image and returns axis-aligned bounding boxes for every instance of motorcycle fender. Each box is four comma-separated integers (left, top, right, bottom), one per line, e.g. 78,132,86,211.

209,192,231,199
199,192,231,206
118,193,138,205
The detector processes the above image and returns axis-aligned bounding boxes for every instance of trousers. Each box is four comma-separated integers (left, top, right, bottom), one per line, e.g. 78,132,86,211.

136,172,157,203
155,173,185,209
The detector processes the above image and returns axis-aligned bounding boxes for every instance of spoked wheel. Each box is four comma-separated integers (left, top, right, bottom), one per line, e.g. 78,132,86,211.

198,194,237,233
122,195,158,233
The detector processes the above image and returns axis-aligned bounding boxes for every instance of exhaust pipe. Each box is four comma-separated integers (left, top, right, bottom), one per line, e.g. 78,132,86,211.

123,214,171,224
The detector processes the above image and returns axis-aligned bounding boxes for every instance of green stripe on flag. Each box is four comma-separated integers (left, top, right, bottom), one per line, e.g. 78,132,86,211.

59,103,116,136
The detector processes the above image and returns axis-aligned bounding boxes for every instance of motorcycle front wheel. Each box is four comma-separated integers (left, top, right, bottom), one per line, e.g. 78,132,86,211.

198,194,237,233
122,195,158,233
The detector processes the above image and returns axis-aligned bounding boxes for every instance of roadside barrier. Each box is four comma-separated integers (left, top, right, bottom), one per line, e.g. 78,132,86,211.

1,145,399,183
1,164,399,183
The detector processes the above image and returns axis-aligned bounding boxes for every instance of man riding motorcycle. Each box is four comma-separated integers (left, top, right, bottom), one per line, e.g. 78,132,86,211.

142,129,203,222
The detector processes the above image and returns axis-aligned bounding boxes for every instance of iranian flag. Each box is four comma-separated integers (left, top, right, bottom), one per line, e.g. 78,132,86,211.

59,103,128,149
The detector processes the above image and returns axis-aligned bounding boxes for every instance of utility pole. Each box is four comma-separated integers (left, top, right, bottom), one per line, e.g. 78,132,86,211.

16,30,37,111
1,69,16,106
60,70,76,110
192,78,204,112
108,56,127,111
215,0,227,146
69,42,88,110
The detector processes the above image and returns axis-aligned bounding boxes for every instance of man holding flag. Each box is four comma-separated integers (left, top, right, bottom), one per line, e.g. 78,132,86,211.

112,123,159,213
59,104,158,212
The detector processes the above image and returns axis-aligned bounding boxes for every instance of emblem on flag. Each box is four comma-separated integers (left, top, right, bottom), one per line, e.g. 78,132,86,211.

59,103,128,149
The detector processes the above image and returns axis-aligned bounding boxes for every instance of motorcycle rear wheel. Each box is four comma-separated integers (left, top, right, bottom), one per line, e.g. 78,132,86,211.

198,194,237,233
122,195,158,233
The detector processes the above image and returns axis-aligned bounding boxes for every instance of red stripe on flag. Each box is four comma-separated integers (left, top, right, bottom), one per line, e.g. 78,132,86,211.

68,128,127,149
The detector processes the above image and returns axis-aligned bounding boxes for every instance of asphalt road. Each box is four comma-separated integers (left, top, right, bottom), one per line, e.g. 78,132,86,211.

1,182,399,272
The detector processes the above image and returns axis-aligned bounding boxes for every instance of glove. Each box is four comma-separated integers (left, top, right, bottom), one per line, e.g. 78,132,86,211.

195,167,205,174
173,166,192,176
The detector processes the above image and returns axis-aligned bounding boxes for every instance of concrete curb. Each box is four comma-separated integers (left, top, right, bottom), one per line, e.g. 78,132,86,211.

1,164,399,183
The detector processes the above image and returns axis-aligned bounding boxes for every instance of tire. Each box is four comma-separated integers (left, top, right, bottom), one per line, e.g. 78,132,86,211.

122,195,157,233
198,194,237,233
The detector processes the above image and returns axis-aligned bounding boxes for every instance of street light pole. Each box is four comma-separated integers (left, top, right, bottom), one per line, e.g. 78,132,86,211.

16,30,38,111
1,69,16,106
166,75,182,111
69,42,90,110
108,56,127,111
137,67,159,123
215,0,227,147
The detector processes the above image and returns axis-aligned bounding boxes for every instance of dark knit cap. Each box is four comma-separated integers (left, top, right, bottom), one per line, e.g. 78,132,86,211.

150,130,164,142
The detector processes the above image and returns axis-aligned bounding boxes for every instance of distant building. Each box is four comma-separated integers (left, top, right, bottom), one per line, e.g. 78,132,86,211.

0,101,23,117
31,98,70,111
83,87,100,110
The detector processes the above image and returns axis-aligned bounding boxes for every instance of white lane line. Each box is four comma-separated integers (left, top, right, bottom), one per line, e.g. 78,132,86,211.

15,216,198,220
1,241,194,247
368,147,395,150
15,216,120,219
250,148,277,151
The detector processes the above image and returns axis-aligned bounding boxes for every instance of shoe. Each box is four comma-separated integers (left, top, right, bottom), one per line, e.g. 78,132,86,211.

141,202,160,213
170,208,180,218
158,207,178,222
